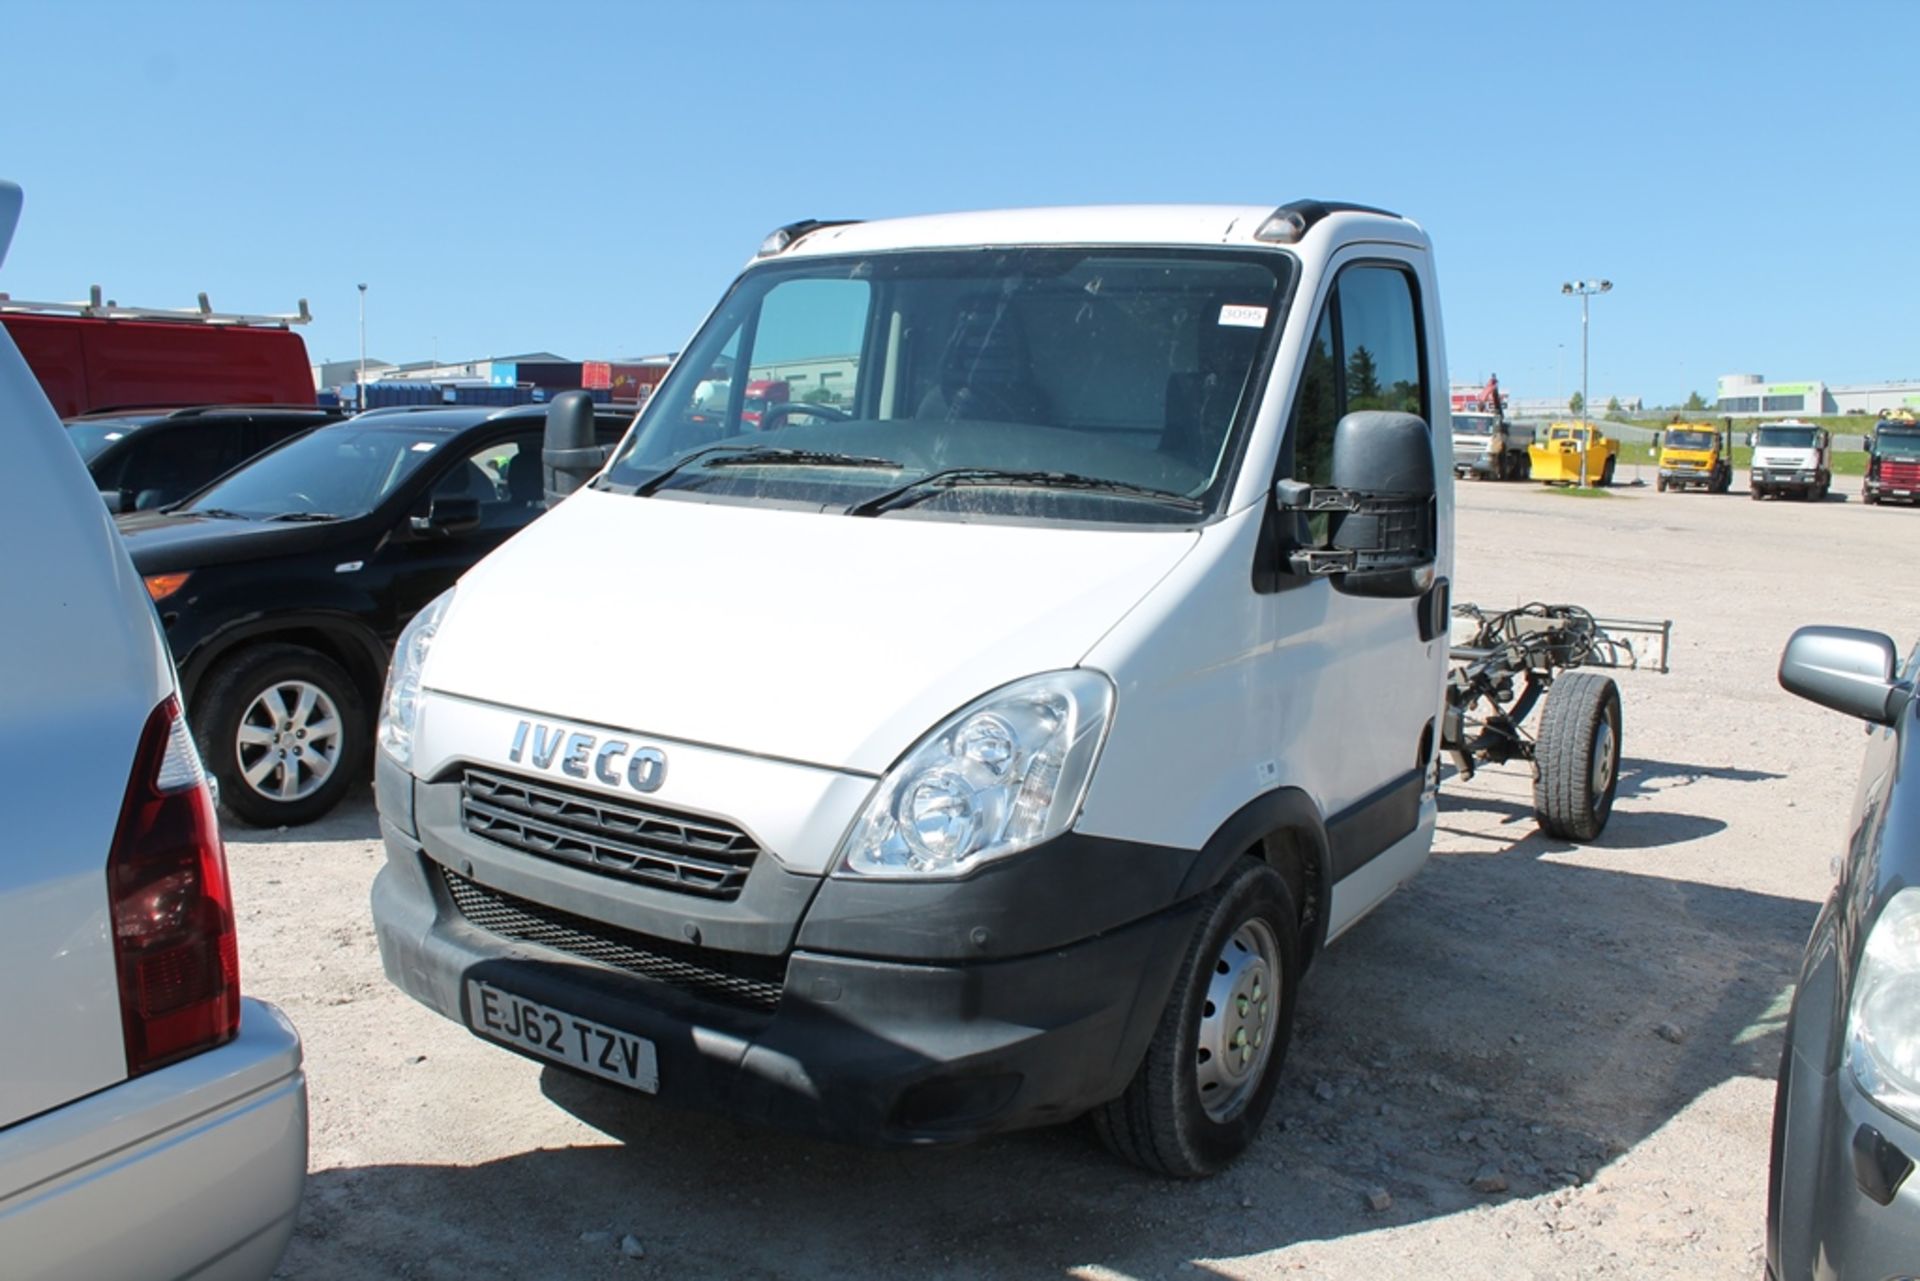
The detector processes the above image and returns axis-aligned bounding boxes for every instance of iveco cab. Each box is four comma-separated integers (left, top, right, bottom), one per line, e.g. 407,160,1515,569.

372,202,1454,1176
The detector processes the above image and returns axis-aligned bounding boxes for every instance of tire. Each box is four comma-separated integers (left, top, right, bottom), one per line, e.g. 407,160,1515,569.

1865,490,1880,506
1751,485,1764,501
1532,672,1622,842
1093,858,1300,1178
1518,456,1531,481
194,643,369,828
1597,457,1616,488
1655,475,1667,493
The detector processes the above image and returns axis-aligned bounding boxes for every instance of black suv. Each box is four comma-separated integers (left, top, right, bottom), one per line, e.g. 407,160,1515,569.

119,402,634,826
67,404,346,513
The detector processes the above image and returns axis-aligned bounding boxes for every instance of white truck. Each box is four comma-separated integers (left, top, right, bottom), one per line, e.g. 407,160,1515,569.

371,201,1454,1176
1748,419,1832,501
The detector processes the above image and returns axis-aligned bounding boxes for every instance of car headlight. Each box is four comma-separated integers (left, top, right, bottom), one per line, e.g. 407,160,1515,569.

836,670,1114,879
1847,888,1920,1125
378,588,455,771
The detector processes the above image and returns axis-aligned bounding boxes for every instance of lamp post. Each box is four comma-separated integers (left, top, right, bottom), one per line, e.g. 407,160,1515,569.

1560,278,1612,485
357,283,368,412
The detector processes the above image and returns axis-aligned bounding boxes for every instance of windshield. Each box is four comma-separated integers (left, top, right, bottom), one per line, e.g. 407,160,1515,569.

1877,429,1920,460
601,247,1293,525
1664,430,1715,451
66,418,149,462
183,424,449,519
1452,413,1497,436
1754,426,1817,450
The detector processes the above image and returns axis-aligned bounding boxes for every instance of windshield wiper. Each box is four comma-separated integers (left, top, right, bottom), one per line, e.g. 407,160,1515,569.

177,507,253,520
847,468,1203,517
631,445,899,497
263,511,344,523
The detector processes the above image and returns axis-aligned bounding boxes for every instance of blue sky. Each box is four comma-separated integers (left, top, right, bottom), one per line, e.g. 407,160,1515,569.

2,0,1913,405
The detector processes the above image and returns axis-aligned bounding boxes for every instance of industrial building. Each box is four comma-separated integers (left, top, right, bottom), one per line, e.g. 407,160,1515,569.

1717,373,1920,417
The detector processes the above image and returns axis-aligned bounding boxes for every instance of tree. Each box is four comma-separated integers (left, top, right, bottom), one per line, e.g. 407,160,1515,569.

1345,345,1382,406
1684,390,1709,411
1568,391,1585,417
1606,395,1622,415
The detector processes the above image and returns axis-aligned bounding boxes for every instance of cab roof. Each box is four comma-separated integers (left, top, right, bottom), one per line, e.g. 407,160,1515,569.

771,203,1429,259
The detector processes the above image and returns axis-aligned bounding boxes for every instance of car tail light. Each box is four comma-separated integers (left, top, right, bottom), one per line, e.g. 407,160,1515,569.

107,695,240,1075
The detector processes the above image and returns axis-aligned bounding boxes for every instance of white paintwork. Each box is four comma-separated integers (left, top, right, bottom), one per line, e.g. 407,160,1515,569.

414,690,876,875
780,204,1425,261
424,486,1199,775
414,202,1448,946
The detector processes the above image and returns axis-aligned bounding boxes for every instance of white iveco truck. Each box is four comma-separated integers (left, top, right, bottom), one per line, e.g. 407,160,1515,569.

371,201,1456,1176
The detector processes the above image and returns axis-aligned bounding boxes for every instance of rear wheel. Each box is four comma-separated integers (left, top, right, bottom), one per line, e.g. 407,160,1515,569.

195,643,368,828
1092,858,1299,1178
1533,672,1622,842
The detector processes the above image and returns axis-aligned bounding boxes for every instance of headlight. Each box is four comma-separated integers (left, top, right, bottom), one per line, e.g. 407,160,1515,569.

836,670,1114,879
378,588,455,770
1847,888,1920,1125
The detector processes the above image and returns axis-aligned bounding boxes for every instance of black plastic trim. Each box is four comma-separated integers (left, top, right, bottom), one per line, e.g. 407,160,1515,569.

1327,769,1424,881
1851,1122,1913,1206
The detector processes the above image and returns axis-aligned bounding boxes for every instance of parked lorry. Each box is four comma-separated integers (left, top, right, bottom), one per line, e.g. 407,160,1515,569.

1530,420,1619,486
1654,417,1733,493
0,288,315,416
1450,374,1531,481
1862,410,1920,506
1748,419,1831,501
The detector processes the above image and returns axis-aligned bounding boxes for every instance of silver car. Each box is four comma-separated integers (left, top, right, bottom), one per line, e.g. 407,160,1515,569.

1769,625,1920,1278
0,182,308,1279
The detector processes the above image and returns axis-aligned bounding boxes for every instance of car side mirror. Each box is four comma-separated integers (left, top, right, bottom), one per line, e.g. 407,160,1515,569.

99,488,135,513
1275,410,1437,599
543,390,606,506
412,495,481,536
1779,626,1910,726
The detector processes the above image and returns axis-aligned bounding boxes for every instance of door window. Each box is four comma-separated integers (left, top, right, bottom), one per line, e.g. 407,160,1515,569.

430,432,545,532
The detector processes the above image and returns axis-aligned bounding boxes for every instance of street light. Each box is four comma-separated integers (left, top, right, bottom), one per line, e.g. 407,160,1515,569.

1561,278,1612,485
357,283,368,413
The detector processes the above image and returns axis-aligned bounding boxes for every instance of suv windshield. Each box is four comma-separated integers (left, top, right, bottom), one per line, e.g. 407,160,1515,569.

1452,414,1497,436
601,247,1293,525
182,424,449,519
1754,426,1818,450
66,418,152,462
1664,429,1715,450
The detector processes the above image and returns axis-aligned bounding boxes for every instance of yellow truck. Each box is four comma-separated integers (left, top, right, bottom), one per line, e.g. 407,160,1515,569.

1654,418,1733,493
1529,420,1620,487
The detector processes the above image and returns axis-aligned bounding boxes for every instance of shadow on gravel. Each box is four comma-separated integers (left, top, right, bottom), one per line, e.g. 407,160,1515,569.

221,786,381,846
1616,757,1787,799
281,764,1810,1278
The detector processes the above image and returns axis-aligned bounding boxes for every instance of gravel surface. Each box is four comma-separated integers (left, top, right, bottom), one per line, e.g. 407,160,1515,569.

236,474,1917,1280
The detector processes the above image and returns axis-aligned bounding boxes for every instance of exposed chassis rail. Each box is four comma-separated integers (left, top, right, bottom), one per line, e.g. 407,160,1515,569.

1442,602,1671,782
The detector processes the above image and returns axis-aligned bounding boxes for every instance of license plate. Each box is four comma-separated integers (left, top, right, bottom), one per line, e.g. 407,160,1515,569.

1896,490,1912,497
466,980,659,1092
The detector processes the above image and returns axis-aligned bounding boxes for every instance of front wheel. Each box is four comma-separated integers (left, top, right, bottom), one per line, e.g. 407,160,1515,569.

195,643,369,827
1533,672,1622,842
1656,475,1667,493
1092,858,1300,1178
1598,457,1616,487
1751,485,1765,501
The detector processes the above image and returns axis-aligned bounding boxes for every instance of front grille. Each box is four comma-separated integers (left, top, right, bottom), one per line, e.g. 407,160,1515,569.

460,768,759,900
440,867,786,1014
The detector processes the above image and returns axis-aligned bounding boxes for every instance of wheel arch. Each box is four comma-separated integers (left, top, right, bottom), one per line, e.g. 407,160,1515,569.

1173,787,1333,968
180,613,388,713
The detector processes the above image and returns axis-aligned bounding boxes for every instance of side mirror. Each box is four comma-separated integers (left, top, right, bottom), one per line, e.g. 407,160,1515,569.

1745,432,1755,448
1276,411,1436,599
412,495,481,536
543,389,605,505
99,488,135,513
1779,626,1910,726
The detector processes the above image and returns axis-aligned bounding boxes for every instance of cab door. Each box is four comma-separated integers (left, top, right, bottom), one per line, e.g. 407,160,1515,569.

1258,253,1446,934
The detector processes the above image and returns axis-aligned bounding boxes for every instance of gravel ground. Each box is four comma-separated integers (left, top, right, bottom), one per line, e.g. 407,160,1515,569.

235,471,1919,1280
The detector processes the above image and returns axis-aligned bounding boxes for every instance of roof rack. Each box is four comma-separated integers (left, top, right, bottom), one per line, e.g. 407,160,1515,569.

0,285,312,328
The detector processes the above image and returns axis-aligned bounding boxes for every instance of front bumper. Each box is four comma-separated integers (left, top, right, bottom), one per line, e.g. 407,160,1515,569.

1752,469,1821,493
0,999,307,1281
372,782,1199,1145
1769,1038,1920,1279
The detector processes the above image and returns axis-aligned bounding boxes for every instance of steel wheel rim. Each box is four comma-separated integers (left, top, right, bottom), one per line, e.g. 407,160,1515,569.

1194,918,1281,1123
1591,711,1617,798
235,679,342,803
